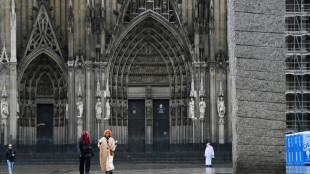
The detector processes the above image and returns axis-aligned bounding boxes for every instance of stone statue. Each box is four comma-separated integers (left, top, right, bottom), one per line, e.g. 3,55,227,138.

76,96,83,118
105,99,111,120
65,102,68,119
217,94,226,124
1,98,9,118
95,98,102,120
16,101,20,118
140,0,145,7
199,98,206,120
162,0,168,13
132,0,137,12
155,0,160,8
189,98,196,119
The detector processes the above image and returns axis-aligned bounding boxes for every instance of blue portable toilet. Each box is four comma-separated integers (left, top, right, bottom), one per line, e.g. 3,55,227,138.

293,133,299,165
301,131,310,165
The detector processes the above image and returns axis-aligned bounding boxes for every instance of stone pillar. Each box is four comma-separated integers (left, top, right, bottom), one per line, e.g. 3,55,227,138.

9,62,17,143
68,62,75,144
145,87,152,151
228,0,286,172
226,65,232,143
9,0,17,144
85,62,93,134
209,64,217,143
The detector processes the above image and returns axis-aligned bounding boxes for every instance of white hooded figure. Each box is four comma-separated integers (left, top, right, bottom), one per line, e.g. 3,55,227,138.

205,143,215,167
105,99,111,120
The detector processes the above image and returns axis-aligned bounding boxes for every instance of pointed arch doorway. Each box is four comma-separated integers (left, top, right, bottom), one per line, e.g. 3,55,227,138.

18,54,67,151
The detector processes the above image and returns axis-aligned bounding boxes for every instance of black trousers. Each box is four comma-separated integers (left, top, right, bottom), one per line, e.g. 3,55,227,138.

79,156,91,174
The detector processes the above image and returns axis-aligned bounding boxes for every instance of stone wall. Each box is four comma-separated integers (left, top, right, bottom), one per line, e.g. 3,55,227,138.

228,0,286,173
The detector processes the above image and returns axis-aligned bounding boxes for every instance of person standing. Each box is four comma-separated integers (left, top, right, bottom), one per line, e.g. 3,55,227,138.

6,144,16,174
205,143,215,167
77,130,94,174
98,129,117,174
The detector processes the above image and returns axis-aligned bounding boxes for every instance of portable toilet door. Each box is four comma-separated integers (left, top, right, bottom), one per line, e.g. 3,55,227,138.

287,134,292,165
289,134,294,165
302,131,310,165
290,134,295,166
286,135,289,165
298,133,303,165
294,133,299,165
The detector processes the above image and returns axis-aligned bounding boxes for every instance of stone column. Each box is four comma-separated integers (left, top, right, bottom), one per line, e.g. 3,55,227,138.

8,0,17,144
228,0,286,172
226,65,232,143
68,61,75,144
9,62,17,143
1,84,9,145
85,62,93,134
145,86,152,151
209,64,217,143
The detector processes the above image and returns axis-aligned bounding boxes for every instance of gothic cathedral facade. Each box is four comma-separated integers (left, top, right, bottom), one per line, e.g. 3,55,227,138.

0,0,229,150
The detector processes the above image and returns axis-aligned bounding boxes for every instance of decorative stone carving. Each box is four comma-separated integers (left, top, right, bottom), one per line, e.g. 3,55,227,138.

95,98,102,121
139,0,145,7
105,99,111,120
1,98,9,119
23,3,63,58
217,93,226,124
0,44,10,64
76,96,83,118
132,0,137,12
199,98,206,120
189,98,196,120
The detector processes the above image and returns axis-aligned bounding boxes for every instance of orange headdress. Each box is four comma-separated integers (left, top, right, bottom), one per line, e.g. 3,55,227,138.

104,129,112,137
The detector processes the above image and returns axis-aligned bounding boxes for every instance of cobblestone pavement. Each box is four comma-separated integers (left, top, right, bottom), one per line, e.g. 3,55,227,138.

0,163,309,174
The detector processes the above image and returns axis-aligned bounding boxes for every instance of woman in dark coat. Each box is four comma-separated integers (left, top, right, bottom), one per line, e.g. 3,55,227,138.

77,130,94,174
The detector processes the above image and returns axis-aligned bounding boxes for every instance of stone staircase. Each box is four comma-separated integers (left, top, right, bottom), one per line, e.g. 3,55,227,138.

0,143,231,164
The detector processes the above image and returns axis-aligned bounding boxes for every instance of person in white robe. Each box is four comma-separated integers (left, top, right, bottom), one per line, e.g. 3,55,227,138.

205,143,215,167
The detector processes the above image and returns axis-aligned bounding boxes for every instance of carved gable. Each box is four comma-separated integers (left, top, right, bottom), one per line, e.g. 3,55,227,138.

23,3,63,58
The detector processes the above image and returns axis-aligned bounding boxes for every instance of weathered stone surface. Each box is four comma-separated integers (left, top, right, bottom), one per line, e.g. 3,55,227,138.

228,0,286,172
236,76,285,93
236,89,285,103
235,45,285,61
238,101,286,112
237,70,285,82
236,58,285,73
235,12,285,33
235,0,285,15
235,31,285,48
236,117,285,131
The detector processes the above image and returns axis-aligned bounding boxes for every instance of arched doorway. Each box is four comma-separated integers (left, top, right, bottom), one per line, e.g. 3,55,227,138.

18,54,67,151
107,12,192,151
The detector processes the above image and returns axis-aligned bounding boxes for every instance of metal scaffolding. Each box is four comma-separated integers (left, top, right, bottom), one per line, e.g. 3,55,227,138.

286,0,310,131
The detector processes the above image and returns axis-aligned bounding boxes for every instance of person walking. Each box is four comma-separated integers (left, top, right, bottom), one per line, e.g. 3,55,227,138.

6,144,16,174
77,130,94,174
205,143,215,167
98,129,117,174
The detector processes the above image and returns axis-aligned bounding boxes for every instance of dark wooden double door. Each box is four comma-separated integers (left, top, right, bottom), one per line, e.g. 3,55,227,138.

37,104,53,153
128,99,170,152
